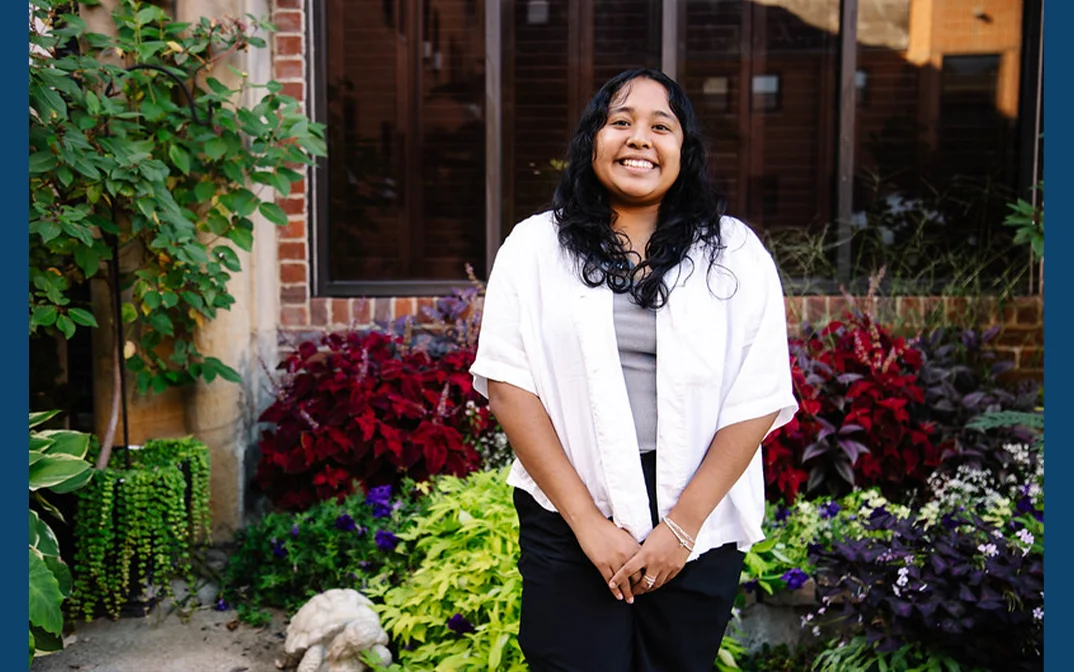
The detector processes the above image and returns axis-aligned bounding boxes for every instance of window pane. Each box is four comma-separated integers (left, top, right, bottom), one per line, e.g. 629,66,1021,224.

504,0,572,232
419,0,487,279
503,0,660,235
323,0,486,283
324,0,403,282
853,0,1026,290
683,0,839,234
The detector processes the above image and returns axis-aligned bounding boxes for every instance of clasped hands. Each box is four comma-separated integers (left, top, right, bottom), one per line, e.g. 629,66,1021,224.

576,516,692,605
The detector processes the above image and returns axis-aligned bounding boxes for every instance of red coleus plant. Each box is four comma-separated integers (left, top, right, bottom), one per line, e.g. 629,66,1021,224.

763,307,940,503
255,330,488,510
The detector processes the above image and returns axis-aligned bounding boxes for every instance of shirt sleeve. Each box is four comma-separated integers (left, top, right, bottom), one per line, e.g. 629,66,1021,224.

716,237,799,438
470,233,538,399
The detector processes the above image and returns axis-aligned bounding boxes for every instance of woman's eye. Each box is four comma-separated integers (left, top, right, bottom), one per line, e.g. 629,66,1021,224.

610,119,629,127
654,124,670,132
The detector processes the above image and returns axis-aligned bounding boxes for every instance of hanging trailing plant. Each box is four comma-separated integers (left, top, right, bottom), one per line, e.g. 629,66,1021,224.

68,437,211,621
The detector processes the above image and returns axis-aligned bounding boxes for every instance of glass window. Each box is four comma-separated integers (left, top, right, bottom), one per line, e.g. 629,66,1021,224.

320,0,486,286
853,0,1026,291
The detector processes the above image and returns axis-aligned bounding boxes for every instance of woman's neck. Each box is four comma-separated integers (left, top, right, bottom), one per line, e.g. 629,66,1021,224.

611,206,659,260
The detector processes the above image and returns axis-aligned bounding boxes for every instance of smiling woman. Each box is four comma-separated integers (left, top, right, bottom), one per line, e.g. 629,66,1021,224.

470,69,799,672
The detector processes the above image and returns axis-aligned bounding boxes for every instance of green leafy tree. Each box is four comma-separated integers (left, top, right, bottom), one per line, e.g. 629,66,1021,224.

29,0,325,463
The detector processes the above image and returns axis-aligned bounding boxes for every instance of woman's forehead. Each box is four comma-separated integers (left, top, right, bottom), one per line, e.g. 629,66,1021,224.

609,79,675,117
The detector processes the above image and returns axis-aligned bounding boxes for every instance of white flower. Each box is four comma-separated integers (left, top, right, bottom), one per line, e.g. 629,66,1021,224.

1033,607,1043,622
812,626,821,637
977,543,998,558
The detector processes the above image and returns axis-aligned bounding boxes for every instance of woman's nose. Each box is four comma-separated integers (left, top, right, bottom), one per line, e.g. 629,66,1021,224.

627,129,652,148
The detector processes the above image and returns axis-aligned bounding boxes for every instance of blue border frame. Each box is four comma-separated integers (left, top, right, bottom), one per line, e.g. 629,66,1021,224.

1043,0,1062,668
15,0,29,668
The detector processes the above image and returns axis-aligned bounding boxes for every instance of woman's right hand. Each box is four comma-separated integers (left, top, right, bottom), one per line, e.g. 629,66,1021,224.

573,515,643,604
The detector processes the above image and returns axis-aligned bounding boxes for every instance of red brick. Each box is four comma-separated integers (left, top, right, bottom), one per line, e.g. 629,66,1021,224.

331,299,351,325
280,262,307,284
828,296,852,322
804,296,828,324
354,298,372,325
1018,347,1044,369
1015,298,1042,326
416,297,437,324
279,219,306,239
897,297,924,325
784,296,804,329
281,306,308,327
280,286,307,304
278,241,307,261
282,82,304,101
995,327,1040,348
276,0,302,9
373,298,391,322
279,197,305,216
310,299,329,326
276,35,302,56
394,297,417,320
273,10,303,33
275,58,304,80
919,296,944,324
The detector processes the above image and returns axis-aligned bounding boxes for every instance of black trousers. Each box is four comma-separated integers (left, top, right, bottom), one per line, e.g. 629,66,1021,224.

514,452,745,672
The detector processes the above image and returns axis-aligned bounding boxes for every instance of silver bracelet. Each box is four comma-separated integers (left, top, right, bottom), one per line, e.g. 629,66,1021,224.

662,516,695,552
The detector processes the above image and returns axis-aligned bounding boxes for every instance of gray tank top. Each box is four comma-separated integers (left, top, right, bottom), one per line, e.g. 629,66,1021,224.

612,290,658,454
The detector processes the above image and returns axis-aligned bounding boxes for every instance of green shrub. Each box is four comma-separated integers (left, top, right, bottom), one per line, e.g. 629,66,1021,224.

222,482,424,618
369,469,525,671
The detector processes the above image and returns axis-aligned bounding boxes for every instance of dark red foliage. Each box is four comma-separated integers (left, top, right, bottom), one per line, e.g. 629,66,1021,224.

763,308,940,503
255,330,488,510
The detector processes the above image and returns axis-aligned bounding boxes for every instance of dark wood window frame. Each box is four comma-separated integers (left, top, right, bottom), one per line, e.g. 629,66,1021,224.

306,0,1044,297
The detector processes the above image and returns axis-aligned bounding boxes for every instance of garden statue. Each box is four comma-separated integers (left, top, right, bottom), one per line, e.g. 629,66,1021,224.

282,589,392,672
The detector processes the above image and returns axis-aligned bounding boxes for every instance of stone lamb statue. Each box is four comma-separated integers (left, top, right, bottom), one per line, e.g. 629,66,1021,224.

282,588,393,672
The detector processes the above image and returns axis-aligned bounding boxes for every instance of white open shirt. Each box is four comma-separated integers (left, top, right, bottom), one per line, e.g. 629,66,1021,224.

470,211,798,557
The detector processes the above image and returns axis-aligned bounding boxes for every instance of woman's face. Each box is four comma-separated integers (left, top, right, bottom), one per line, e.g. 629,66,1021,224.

592,77,684,211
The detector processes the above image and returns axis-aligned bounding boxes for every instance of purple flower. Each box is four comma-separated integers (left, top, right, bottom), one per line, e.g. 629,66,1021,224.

1016,495,1036,515
358,560,373,570
290,523,300,538
214,597,230,611
336,514,357,532
270,537,288,559
371,502,393,519
819,501,841,519
366,484,392,506
941,513,959,530
375,529,400,552
781,568,809,591
742,579,759,593
447,613,475,635
774,506,791,524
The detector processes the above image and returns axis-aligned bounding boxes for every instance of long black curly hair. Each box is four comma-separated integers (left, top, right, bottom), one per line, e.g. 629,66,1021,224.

552,68,728,310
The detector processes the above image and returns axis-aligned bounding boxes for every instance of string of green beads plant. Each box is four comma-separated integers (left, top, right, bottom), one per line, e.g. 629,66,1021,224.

69,437,211,621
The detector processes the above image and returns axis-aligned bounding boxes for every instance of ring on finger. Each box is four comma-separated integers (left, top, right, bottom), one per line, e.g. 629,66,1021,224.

643,574,657,589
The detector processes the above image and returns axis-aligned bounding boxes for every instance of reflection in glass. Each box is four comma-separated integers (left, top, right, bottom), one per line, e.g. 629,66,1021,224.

324,0,486,283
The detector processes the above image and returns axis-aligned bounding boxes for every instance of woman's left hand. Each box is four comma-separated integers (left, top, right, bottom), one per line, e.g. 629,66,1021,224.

607,522,691,597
